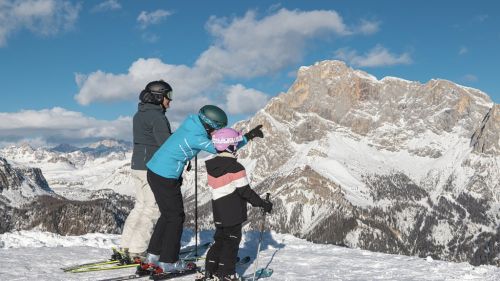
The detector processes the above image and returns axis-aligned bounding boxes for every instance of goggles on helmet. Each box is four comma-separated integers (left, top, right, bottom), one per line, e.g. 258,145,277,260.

163,90,173,101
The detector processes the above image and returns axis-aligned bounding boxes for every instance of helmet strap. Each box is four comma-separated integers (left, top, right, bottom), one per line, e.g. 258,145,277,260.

225,145,237,155
200,119,214,137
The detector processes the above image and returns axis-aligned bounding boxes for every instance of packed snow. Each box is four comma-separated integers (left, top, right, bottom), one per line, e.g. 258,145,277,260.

1,230,499,281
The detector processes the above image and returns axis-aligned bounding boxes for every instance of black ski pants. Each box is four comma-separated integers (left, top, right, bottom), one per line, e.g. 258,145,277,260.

146,169,185,263
205,224,242,276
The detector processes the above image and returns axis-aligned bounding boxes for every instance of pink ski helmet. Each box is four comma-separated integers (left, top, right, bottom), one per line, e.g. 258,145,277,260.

212,128,243,152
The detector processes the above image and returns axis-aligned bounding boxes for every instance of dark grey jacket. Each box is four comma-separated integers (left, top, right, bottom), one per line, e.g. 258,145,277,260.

131,102,172,170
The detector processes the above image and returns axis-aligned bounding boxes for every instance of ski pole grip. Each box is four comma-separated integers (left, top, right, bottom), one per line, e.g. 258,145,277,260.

265,193,270,201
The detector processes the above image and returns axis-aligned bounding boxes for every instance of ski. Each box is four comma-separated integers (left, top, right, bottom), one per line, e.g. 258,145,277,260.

64,242,212,273
96,261,163,281
61,247,129,272
97,274,147,281
241,268,273,281
68,262,140,273
96,271,152,281
95,255,250,281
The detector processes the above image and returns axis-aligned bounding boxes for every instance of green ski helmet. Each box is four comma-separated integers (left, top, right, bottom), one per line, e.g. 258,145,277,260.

198,105,228,130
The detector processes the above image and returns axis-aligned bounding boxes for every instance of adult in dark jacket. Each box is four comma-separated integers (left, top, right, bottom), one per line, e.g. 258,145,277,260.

198,127,272,281
120,80,173,258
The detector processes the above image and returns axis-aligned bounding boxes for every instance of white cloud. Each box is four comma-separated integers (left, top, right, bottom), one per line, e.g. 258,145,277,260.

225,84,270,114
334,45,412,67
0,107,132,145
0,0,80,46
0,137,49,148
196,8,356,78
137,9,172,29
459,46,468,55
91,0,121,13
75,8,378,118
74,58,219,123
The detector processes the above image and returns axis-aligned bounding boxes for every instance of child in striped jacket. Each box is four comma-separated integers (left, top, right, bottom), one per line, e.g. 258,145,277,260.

198,127,272,281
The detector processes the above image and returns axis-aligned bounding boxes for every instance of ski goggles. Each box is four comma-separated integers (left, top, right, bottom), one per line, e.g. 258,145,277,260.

163,90,173,101
151,90,173,101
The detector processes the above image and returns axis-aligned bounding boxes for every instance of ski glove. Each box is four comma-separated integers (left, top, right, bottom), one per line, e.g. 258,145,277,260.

261,199,273,214
244,125,264,141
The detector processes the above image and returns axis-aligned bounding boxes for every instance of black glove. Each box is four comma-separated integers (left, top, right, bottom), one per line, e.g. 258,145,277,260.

244,125,264,141
261,199,273,214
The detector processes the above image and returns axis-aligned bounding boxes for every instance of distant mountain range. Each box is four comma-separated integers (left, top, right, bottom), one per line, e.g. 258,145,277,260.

1,61,499,266
0,140,133,235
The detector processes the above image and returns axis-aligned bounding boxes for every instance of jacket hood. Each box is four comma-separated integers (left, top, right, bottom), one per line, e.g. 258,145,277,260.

138,102,165,113
183,114,207,134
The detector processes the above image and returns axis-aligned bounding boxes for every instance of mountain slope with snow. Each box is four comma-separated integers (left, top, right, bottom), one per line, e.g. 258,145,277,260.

1,230,499,281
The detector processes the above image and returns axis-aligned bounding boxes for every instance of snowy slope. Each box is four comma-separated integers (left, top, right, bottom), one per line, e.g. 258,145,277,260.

1,230,499,281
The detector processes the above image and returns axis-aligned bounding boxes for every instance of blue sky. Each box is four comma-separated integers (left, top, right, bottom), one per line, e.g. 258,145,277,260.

0,0,499,146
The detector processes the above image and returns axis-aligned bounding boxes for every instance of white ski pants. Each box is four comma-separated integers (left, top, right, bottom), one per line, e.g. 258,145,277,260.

120,169,160,254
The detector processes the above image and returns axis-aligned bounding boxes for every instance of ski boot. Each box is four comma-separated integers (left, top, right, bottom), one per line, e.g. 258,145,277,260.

158,260,189,273
110,247,125,261
135,253,161,276
194,270,216,281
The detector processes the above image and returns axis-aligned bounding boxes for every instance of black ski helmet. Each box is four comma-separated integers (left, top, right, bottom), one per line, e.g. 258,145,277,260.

146,80,173,100
198,105,228,130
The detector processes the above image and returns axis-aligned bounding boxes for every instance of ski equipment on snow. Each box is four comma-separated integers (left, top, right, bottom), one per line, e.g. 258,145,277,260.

63,242,212,273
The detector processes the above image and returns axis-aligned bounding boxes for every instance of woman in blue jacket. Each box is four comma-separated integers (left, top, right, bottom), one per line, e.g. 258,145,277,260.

144,105,263,273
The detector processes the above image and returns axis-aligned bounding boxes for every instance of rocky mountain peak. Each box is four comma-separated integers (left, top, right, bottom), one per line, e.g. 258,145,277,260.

264,60,494,153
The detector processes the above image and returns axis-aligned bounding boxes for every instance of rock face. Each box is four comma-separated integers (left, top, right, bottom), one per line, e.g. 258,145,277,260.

471,105,500,155
182,60,500,266
0,157,53,205
0,193,133,235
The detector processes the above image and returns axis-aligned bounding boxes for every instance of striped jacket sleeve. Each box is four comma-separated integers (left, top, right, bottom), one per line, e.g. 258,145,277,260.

232,163,265,208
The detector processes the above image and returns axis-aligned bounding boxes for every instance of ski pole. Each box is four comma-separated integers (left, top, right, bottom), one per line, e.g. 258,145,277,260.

252,193,270,281
195,155,198,256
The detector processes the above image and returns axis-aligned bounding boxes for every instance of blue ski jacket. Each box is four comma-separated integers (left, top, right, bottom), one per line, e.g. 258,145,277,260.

146,114,248,180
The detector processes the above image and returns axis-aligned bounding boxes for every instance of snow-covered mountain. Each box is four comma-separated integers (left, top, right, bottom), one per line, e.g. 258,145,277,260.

0,157,54,206
0,139,135,199
180,60,500,266
0,141,134,235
